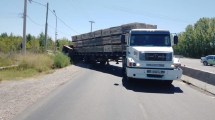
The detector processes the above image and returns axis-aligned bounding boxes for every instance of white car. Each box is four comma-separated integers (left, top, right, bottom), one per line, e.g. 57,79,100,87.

201,55,215,66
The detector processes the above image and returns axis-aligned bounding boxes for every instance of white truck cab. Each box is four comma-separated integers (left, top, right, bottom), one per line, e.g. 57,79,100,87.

124,29,182,84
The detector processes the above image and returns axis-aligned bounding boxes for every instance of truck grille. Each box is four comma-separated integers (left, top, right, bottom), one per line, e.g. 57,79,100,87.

140,53,172,61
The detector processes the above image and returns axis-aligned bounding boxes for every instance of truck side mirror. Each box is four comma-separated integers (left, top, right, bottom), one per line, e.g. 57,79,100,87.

174,36,178,45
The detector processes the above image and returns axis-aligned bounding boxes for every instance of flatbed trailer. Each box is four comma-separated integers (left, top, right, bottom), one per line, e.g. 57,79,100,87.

67,22,157,64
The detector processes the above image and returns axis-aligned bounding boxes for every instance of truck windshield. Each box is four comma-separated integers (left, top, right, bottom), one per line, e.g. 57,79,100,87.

130,34,171,47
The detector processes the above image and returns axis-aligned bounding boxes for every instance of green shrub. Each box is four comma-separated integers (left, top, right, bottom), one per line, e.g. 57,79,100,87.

53,52,70,68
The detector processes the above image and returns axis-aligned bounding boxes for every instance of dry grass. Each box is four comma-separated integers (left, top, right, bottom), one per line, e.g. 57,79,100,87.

0,52,71,81
16,53,54,72
0,68,38,80
0,53,54,81
0,53,16,67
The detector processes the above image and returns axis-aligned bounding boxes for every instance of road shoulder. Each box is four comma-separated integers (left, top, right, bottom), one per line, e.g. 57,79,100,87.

0,65,80,120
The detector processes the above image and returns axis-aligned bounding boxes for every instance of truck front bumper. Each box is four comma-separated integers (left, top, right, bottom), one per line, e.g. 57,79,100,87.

126,67,182,80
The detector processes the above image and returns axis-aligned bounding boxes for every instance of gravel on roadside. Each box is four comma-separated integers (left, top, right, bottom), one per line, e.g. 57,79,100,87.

0,65,81,120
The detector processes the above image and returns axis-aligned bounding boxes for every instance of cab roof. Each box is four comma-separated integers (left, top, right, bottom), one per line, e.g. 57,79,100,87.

130,29,170,34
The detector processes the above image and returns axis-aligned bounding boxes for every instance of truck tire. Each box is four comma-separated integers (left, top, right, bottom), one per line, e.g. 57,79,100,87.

125,68,132,83
100,61,106,65
122,58,126,73
126,76,131,82
165,80,173,85
122,67,126,77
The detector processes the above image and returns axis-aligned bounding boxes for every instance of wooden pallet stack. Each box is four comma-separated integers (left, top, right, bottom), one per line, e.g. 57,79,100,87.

72,22,157,53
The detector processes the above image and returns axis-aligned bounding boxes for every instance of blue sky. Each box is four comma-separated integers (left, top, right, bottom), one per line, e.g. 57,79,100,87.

0,0,214,40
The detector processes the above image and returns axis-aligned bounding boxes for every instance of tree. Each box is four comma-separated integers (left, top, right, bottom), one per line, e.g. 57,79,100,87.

38,32,45,48
1,33,8,38
26,34,35,42
57,38,71,50
175,17,215,58
0,34,22,53
0,32,71,53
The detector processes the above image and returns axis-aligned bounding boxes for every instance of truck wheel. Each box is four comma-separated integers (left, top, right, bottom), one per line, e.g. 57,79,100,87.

165,80,173,85
122,68,125,76
100,61,106,65
126,76,131,82
122,59,127,76
203,61,208,66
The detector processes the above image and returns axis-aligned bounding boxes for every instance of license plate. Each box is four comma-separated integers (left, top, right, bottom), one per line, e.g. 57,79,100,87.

147,70,165,74
146,64,164,67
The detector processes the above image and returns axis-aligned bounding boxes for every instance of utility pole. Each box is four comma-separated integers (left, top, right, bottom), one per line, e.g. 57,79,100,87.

53,10,58,53
44,2,49,51
89,21,95,32
22,0,27,55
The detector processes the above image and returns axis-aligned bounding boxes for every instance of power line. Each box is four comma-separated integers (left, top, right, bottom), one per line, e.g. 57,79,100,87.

28,0,48,50
29,0,79,34
28,0,78,38
27,15,71,39
103,5,191,24
66,0,93,20
27,15,44,26
48,8,79,34
48,24,72,39
0,13,21,19
20,18,71,39
28,0,46,7
57,17,79,34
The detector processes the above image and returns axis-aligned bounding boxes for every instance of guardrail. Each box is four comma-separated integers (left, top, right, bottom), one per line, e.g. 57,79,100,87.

181,66,215,86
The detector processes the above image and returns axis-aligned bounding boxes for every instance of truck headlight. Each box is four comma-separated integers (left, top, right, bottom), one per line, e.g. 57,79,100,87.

127,58,140,67
128,62,140,67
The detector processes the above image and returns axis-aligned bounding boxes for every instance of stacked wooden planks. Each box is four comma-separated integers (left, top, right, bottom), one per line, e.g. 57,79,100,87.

72,22,157,53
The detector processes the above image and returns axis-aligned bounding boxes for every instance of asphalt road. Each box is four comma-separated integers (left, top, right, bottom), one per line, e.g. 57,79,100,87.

15,62,215,120
180,57,215,73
